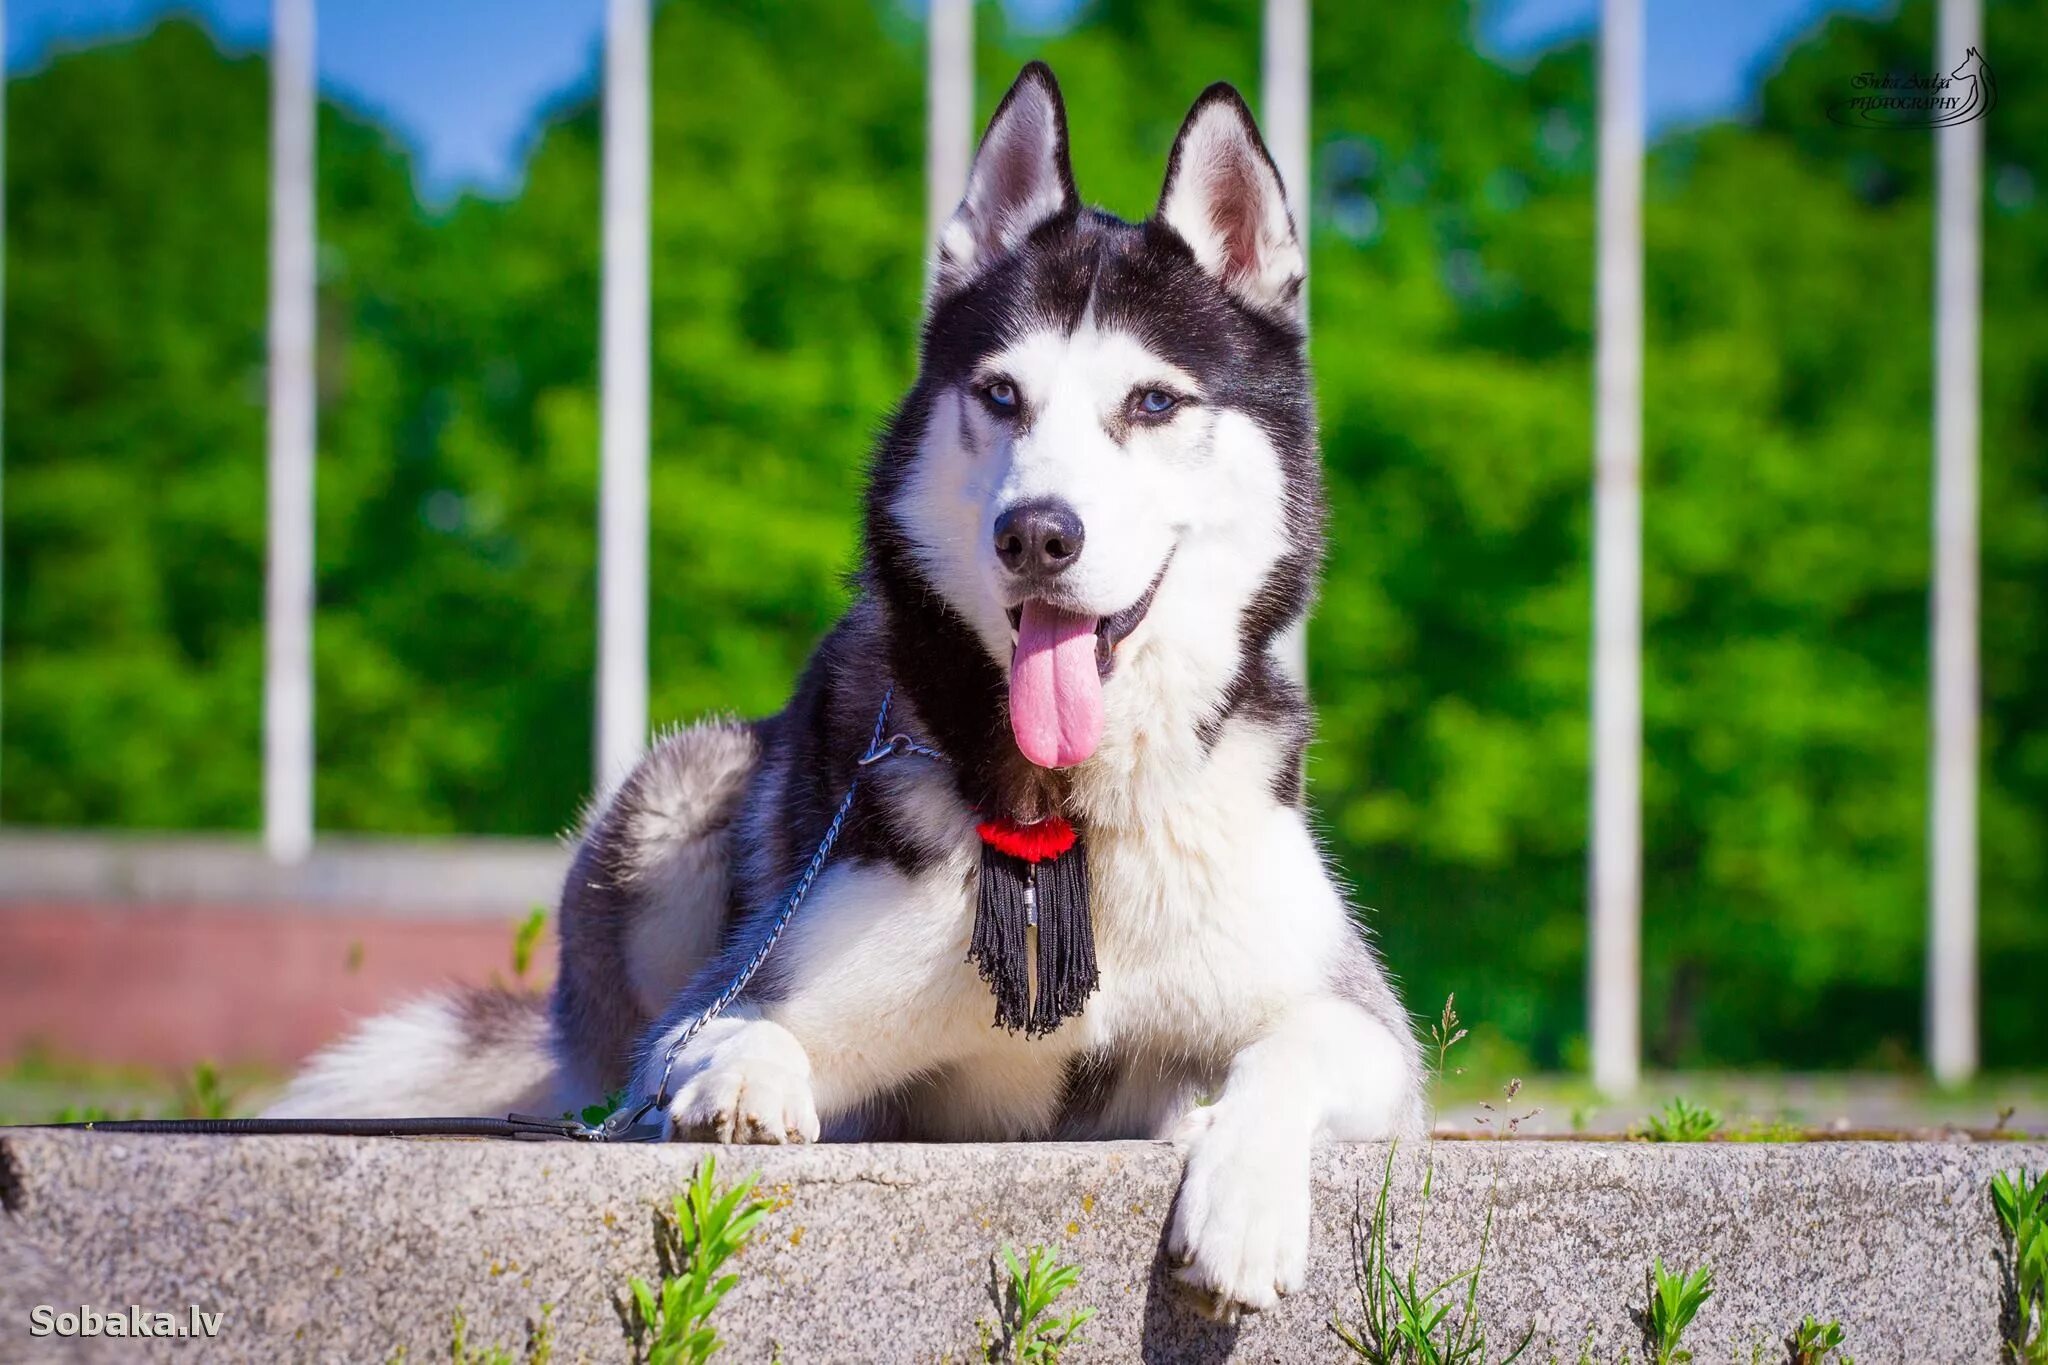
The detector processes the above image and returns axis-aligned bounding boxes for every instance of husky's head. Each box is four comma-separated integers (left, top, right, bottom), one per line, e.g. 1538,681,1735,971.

868,64,1319,791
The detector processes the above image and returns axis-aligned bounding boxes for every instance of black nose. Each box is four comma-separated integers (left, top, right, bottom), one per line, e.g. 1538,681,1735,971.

993,499,1086,579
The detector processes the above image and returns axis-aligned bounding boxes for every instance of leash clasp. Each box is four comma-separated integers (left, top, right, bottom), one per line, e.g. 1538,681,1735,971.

859,732,948,766
593,1096,667,1142
858,733,913,765
503,1112,605,1141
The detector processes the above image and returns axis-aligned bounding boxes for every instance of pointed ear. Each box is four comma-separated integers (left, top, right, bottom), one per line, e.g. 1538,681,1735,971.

934,63,1078,300
1155,83,1304,320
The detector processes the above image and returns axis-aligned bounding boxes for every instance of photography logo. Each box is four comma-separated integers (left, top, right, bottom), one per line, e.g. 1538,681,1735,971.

1828,47,1996,128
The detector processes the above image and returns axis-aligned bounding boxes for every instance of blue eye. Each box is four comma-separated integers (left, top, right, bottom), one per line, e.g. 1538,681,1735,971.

984,380,1019,411
1138,388,1178,416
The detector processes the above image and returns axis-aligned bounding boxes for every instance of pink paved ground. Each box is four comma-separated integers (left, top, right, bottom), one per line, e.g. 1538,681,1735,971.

0,904,556,1070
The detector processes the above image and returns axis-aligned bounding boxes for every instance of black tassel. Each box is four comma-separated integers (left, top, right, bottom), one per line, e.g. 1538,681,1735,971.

969,823,1097,1037
1030,832,1096,1035
970,845,1034,1033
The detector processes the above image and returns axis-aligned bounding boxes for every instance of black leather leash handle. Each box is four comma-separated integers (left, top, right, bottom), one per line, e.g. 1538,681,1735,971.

18,1114,590,1140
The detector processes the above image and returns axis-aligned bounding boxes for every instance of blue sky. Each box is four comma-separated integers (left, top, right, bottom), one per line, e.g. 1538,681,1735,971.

5,0,1895,199
4,0,607,196
1481,0,1893,121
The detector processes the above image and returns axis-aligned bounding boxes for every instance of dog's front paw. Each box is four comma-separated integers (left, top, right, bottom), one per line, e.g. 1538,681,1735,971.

655,1018,820,1145
1166,1105,1311,1322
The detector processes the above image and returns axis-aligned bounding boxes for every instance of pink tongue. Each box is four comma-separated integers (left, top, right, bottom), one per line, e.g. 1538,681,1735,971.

1009,602,1105,768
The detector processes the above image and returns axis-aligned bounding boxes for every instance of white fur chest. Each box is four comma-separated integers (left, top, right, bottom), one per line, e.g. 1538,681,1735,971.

1071,715,1345,1060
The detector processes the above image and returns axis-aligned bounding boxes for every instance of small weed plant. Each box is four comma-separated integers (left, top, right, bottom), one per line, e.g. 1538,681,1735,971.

445,1307,555,1365
982,1243,1094,1364
177,1061,234,1119
571,1087,629,1129
1994,1167,2047,1364
1788,1315,1851,1365
389,1308,554,1365
1644,1258,1712,1365
512,908,548,982
1331,996,1536,1364
626,1155,774,1365
1637,1098,1720,1144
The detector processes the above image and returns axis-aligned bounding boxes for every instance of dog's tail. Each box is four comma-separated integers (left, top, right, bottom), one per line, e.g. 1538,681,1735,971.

262,987,559,1120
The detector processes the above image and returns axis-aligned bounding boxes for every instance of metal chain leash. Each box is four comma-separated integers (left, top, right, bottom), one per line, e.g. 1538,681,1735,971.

590,685,944,1141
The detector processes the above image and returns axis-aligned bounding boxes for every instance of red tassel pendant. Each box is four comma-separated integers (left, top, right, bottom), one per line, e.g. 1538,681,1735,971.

968,816,1097,1036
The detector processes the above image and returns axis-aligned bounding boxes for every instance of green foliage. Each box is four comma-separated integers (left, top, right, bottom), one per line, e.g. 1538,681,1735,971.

1789,1315,1851,1365
1644,1259,1713,1365
572,1088,629,1129
2,5,919,838
5,0,2048,1069
511,907,548,983
626,1155,774,1365
1994,1168,2048,1363
985,1244,1095,1364
1636,1098,1721,1144
175,1061,233,1120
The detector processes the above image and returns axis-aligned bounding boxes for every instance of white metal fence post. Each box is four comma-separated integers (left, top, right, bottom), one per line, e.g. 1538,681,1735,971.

597,0,651,795
264,0,316,864
1263,0,1311,680
925,0,973,260
1261,0,1308,311
1929,0,1982,1086
1591,0,1644,1095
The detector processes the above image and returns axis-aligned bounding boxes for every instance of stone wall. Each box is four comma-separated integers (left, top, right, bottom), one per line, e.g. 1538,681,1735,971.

2,1133,2041,1363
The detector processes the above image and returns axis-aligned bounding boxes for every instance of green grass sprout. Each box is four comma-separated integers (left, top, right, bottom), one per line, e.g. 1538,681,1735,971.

512,907,549,983
1645,1258,1713,1365
176,1060,234,1119
985,1243,1094,1364
626,1155,774,1365
1332,997,1535,1364
1993,1167,2048,1363
1637,1098,1721,1144
1788,1314,1851,1365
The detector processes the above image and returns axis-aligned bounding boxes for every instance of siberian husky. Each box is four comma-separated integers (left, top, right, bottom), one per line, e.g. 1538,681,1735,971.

273,63,1423,1319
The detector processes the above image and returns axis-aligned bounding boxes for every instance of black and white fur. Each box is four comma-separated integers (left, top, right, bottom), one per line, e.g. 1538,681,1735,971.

272,65,1423,1320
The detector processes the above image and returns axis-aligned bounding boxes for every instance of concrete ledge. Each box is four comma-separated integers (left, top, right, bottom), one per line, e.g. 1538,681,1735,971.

2,1133,2042,1363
